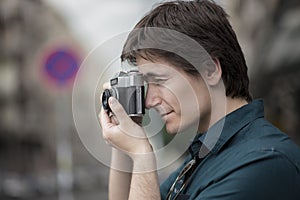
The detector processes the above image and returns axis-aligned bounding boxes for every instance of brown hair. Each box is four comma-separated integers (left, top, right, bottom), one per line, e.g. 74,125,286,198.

121,0,252,102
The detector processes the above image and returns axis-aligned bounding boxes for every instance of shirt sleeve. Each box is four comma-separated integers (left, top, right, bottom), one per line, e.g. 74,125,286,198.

194,150,300,200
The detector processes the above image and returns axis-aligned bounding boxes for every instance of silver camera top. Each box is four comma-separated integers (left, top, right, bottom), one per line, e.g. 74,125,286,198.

110,70,144,87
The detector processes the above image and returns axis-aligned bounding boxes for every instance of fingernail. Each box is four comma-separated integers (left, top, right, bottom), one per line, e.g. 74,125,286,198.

109,97,116,105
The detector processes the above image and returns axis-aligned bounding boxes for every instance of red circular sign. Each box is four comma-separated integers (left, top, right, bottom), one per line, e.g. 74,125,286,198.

43,47,80,88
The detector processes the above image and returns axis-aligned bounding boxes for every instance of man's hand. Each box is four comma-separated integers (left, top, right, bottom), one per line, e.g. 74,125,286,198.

99,96,152,159
100,85,160,200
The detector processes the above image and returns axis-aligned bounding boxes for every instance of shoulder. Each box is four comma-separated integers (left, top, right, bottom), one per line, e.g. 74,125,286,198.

225,117,300,178
235,117,300,168
193,151,300,200
191,118,300,199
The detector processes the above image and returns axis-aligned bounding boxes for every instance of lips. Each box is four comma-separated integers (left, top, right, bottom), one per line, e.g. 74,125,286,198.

160,111,174,120
154,107,173,119
161,111,172,117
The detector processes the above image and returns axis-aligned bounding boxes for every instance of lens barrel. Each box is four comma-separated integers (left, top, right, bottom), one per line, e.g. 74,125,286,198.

102,89,112,112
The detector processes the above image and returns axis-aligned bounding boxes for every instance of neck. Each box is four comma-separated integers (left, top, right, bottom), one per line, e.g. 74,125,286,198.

225,97,248,116
198,97,248,133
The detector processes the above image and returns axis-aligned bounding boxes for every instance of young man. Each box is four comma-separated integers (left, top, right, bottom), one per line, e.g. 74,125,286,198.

100,0,300,199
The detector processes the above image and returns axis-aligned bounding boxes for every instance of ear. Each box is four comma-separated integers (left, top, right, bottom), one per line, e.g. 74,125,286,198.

202,58,222,86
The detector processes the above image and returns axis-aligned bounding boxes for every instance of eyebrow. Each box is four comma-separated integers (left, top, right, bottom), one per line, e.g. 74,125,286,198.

144,72,167,78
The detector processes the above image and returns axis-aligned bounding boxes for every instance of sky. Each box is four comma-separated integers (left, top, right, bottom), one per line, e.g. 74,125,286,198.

43,0,225,50
43,0,161,50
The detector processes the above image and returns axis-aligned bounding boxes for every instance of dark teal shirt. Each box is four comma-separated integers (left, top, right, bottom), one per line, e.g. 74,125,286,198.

160,100,300,200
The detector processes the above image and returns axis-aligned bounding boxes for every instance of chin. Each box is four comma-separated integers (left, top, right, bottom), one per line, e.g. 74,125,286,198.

165,124,179,135
166,119,198,134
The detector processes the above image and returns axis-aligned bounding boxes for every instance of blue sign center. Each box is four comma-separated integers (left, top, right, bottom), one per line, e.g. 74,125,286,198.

45,49,79,86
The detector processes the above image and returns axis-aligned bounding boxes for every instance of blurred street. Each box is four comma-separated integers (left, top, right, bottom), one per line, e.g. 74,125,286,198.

0,0,299,199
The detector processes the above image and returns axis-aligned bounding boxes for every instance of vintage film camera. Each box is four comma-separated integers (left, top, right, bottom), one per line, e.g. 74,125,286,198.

102,70,145,117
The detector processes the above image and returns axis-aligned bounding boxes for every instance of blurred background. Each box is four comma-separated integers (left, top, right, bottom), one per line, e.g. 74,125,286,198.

0,0,299,199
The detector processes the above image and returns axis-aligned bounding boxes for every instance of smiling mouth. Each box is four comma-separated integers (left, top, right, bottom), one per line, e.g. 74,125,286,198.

161,111,173,118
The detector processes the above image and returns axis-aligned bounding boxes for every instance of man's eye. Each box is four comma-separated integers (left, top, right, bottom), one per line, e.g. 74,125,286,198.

151,79,167,85
146,77,167,84
155,79,167,82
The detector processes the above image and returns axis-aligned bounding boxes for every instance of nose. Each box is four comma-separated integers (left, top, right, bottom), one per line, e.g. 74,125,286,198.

145,84,161,109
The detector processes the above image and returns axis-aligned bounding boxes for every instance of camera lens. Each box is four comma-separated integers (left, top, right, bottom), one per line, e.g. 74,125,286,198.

102,89,111,111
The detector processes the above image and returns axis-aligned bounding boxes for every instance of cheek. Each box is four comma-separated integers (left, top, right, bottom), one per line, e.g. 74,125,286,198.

171,81,200,114
161,88,180,111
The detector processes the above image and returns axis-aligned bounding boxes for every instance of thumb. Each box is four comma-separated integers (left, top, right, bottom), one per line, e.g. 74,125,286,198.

109,97,130,124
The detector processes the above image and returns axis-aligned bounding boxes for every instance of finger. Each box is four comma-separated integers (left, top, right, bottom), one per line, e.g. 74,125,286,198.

99,107,112,129
111,115,119,125
108,97,130,124
103,82,111,89
104,139,111,146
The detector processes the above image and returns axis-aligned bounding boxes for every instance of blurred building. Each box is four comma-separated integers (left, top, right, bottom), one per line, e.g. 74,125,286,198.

0,0,299,199
228,0,300,145
0,0,107,199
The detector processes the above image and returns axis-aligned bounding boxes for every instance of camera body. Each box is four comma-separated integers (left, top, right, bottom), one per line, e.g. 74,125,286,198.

102,70,145,117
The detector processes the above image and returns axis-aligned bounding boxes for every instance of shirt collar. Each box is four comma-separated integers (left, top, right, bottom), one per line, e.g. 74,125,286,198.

189,99,265,159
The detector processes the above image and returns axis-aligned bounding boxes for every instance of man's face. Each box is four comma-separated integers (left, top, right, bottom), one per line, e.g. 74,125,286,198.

137,58,211,134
